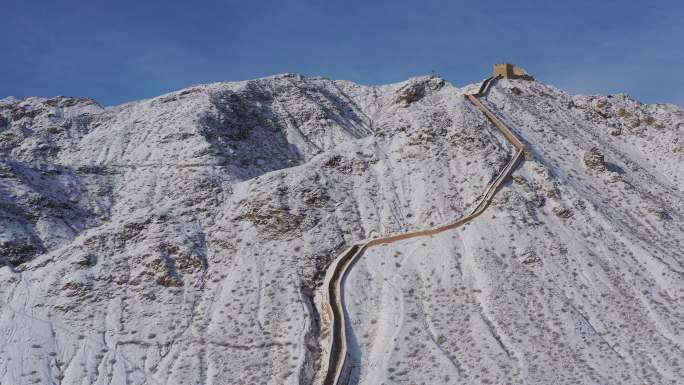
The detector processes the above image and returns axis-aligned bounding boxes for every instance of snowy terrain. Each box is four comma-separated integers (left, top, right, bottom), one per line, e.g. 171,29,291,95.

0,73,682,384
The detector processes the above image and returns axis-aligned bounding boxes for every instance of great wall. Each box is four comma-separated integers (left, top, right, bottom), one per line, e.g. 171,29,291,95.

320,64,529,385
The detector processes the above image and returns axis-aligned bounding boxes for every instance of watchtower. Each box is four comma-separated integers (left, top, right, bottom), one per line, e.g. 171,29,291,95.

493,63,534,80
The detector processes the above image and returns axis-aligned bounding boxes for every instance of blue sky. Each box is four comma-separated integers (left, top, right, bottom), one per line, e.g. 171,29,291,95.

2,0,683,106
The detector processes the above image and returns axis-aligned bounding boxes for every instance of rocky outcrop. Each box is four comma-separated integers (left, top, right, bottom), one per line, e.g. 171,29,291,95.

395,76,446,106
583,146,606,171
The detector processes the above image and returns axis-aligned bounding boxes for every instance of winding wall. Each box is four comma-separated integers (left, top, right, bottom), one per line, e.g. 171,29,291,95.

321,75,525,385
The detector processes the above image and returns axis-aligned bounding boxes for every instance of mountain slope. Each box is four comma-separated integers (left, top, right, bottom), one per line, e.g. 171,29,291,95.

0,74,682,385
343,78,683,385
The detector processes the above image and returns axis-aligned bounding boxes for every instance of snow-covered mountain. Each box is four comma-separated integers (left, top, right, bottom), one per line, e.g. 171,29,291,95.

0,73,682,385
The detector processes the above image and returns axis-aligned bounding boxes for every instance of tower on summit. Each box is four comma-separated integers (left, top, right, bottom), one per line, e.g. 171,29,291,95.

493,63,534,80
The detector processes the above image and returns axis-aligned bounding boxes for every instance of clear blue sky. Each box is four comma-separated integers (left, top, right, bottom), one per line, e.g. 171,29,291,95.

2,0,683,106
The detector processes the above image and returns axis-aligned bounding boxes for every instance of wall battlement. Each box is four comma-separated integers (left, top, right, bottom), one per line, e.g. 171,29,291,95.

493,63,534,80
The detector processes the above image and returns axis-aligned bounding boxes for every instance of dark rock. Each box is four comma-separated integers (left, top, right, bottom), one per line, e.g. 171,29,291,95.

552,206,573,218
0,240,45,266
521,250,541,264
583,147,606,171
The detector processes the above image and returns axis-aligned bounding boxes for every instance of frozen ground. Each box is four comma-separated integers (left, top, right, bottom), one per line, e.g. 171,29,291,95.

0,74,682,384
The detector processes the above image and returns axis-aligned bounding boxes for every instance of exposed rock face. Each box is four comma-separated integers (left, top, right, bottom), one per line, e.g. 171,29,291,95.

395,76,446,106
0,75,683,385
583,146,606,170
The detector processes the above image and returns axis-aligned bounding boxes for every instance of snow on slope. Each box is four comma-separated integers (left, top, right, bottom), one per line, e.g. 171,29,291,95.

344,78,684,385
0,74,682,385
0,74,507,385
